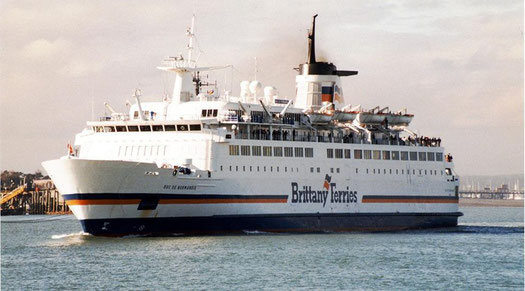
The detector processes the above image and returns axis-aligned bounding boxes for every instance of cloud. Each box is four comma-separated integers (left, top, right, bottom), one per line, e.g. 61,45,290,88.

20,38,73,60
58,60,104,77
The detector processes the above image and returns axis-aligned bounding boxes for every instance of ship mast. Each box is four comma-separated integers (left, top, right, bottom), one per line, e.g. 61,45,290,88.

187,15,195,68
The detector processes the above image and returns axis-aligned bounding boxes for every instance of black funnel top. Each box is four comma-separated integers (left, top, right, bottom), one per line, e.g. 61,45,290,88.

299,15,358,77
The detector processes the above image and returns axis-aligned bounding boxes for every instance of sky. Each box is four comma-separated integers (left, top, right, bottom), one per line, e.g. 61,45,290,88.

0,0,523,176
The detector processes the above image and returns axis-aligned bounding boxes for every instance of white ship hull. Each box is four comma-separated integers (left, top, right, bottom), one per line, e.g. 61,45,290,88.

43,146,461,236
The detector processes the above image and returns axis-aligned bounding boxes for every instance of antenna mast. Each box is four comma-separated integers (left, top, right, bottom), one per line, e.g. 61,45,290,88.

187,14,195,68
254,57,258,80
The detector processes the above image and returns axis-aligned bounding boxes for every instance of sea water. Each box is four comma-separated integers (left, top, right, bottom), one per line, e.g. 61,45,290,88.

1,207,523,290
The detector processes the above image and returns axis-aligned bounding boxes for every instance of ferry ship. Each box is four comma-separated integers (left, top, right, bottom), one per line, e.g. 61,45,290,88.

43,15,461,236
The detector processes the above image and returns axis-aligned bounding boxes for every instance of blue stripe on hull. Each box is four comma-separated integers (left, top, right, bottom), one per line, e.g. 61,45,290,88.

79,212,463,236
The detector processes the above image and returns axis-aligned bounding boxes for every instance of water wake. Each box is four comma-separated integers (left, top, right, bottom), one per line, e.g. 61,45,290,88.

51,231,91,239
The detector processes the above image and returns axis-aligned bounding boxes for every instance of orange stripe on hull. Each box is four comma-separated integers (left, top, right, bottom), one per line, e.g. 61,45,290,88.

159,199,287,204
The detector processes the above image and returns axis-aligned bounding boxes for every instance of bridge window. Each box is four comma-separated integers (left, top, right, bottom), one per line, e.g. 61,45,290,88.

176,125,188,131
213,109,218,117
295,147,304,157
284,147,293,157
164,125,176,131
152,125,163,131
189,124,201,131
382,151,391,160
344,149,351,159
104,126,115,132
140,125,151,132
419,152,427,161
409,152,418,161
364,150,372,160
373,150,381,160
335,149,343,159
116,126,127,132
436,153,444,161
354,150,363,159
427,152,435,161
401,151,408,160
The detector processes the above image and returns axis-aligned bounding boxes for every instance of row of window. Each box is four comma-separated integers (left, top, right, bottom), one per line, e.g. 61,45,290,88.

118,145,167,157
201,109,219,117
327,148,443,162
219,164,448,177
93,124,201,133
229,145,314,158
220,165,300,173
311,166,446,176
228,145,443,162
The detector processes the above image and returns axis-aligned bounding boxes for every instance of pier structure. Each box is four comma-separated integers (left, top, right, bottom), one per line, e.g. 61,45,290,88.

1,179,69,215
459,190,524,200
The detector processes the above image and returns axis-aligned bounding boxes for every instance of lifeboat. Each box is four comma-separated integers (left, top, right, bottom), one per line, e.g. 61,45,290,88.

308,111,333,124
332,110,358,122
355,112,414,126
387,113,414,126
356,111,385,124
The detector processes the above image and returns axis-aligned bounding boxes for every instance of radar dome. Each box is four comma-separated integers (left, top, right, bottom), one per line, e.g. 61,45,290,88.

249,81,262,95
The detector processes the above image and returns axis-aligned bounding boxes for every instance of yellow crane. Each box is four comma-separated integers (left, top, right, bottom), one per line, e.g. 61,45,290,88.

1,185,26,205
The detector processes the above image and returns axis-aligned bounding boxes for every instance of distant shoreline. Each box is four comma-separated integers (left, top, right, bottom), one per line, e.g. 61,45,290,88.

460,198,523,207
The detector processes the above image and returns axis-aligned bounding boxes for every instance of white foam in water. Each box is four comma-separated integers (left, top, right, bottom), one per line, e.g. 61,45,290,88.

51,231,90,239
243,230,272,235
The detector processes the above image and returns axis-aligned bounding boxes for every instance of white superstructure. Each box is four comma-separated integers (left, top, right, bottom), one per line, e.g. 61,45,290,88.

43,15,461,236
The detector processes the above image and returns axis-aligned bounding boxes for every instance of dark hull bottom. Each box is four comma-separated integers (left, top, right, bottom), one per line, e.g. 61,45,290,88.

80,212,463,236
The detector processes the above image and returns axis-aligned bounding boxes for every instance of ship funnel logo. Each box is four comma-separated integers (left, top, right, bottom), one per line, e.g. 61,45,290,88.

323,174,331,190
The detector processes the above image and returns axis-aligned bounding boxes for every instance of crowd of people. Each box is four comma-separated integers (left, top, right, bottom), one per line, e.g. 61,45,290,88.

235,127,442,148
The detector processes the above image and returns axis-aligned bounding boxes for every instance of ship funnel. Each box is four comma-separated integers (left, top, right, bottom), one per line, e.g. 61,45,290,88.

307,14,318,64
